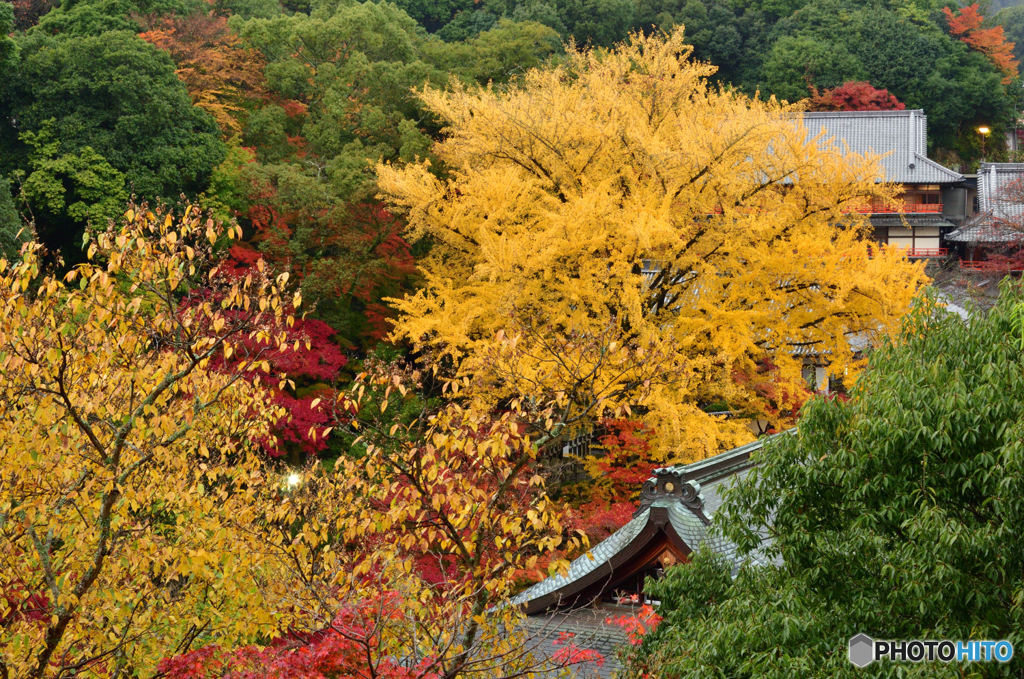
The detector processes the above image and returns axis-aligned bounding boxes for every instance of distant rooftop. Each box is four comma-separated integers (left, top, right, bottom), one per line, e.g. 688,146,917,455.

801,110,963,185
948,163,1024,244
978,162,1024,218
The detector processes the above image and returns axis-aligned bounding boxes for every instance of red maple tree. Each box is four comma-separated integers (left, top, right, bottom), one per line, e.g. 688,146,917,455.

944,3,1019,83
560,420,657,555
238,192,418,349
806,82,906,112
187,262,348,460
159,593,606,679
157,595,439,679
138,9,268,135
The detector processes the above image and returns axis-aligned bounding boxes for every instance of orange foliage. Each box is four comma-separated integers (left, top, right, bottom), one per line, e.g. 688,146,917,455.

138,10,267,135
943,3,1019,83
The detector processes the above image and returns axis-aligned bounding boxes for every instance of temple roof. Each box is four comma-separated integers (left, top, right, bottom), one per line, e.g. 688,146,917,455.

948,163,1024,244
513,431,794,615
800,110,963,185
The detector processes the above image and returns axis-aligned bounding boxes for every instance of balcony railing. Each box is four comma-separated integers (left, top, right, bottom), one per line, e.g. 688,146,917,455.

842,203,944,214
906,248,948,258
866,246,949,259
710,203,944,216
958,259,1024,272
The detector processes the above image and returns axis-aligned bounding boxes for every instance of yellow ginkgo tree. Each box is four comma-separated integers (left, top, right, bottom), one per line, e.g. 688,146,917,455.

0,207,296,678
376,27,928,459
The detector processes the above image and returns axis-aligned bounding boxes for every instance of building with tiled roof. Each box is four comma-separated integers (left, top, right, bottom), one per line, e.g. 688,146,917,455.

802,110,962,185
801,110,970,257
517,432,791,677
947,163,1024,255
516,432,789,615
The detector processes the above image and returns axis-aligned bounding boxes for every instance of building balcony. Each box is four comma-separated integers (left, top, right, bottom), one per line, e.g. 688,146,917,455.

959,259,1024,272
842,203,944,214
866,246,948,259
907,248,948,258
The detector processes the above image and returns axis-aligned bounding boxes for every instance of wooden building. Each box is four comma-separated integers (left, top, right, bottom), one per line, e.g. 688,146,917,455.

946,162,1024,270
514,432,788,615
801,110,968,257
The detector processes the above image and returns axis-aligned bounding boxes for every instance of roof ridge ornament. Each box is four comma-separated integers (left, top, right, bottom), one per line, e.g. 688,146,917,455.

635,468,709,524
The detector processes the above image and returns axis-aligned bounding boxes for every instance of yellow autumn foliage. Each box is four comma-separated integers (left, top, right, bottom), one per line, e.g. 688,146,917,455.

0,209,588,678
377,28,927,460
0,209,295,677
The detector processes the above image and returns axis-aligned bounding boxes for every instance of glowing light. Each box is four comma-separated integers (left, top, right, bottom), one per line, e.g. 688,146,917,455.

978,126,991,135
286,473,301,487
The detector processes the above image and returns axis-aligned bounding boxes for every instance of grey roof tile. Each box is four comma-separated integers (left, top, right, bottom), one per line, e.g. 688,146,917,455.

514,432,793,609
948,163,1024,243
699,466,754,516
524,609,629,679
510,508,654,606
800,110,962,185
978,162,1024,217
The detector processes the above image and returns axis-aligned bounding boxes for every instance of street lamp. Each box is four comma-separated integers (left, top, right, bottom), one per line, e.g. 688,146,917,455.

978,126,991,159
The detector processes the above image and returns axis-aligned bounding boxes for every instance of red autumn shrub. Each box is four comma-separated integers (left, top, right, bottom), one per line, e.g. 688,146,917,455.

807,82,905,112
158,596,437,679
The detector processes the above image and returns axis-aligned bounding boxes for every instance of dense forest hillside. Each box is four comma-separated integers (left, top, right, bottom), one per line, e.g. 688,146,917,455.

0,0,1022,394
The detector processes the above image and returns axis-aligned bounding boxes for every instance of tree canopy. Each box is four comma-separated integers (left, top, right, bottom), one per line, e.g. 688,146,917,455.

1,16,225,196
0,206,594,678
0,208,293,676
0,176,26,261
388,0,1019,162
377,28,926,458
631,288,1024,677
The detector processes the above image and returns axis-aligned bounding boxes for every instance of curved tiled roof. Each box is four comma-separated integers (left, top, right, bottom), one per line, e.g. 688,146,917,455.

510,497,760,609
948,163,1024,244
513,431,793,612
510,502,665,608
801,111,963,185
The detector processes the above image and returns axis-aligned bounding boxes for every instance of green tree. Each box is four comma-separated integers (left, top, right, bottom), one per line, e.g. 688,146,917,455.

663,0,744,75
751,0,1014,152
213,0,282,19
0,2,17,82
17,125,128,263
27,0,205,36
761,35,866,101
226,0,445,343
435,7,499,40
0,175,27,260
994,4,1024,67
389,0,477,31
633,288,1024,677
555,0,636,46
834,3,1009,151
422,19,561,84
0,30,225,202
